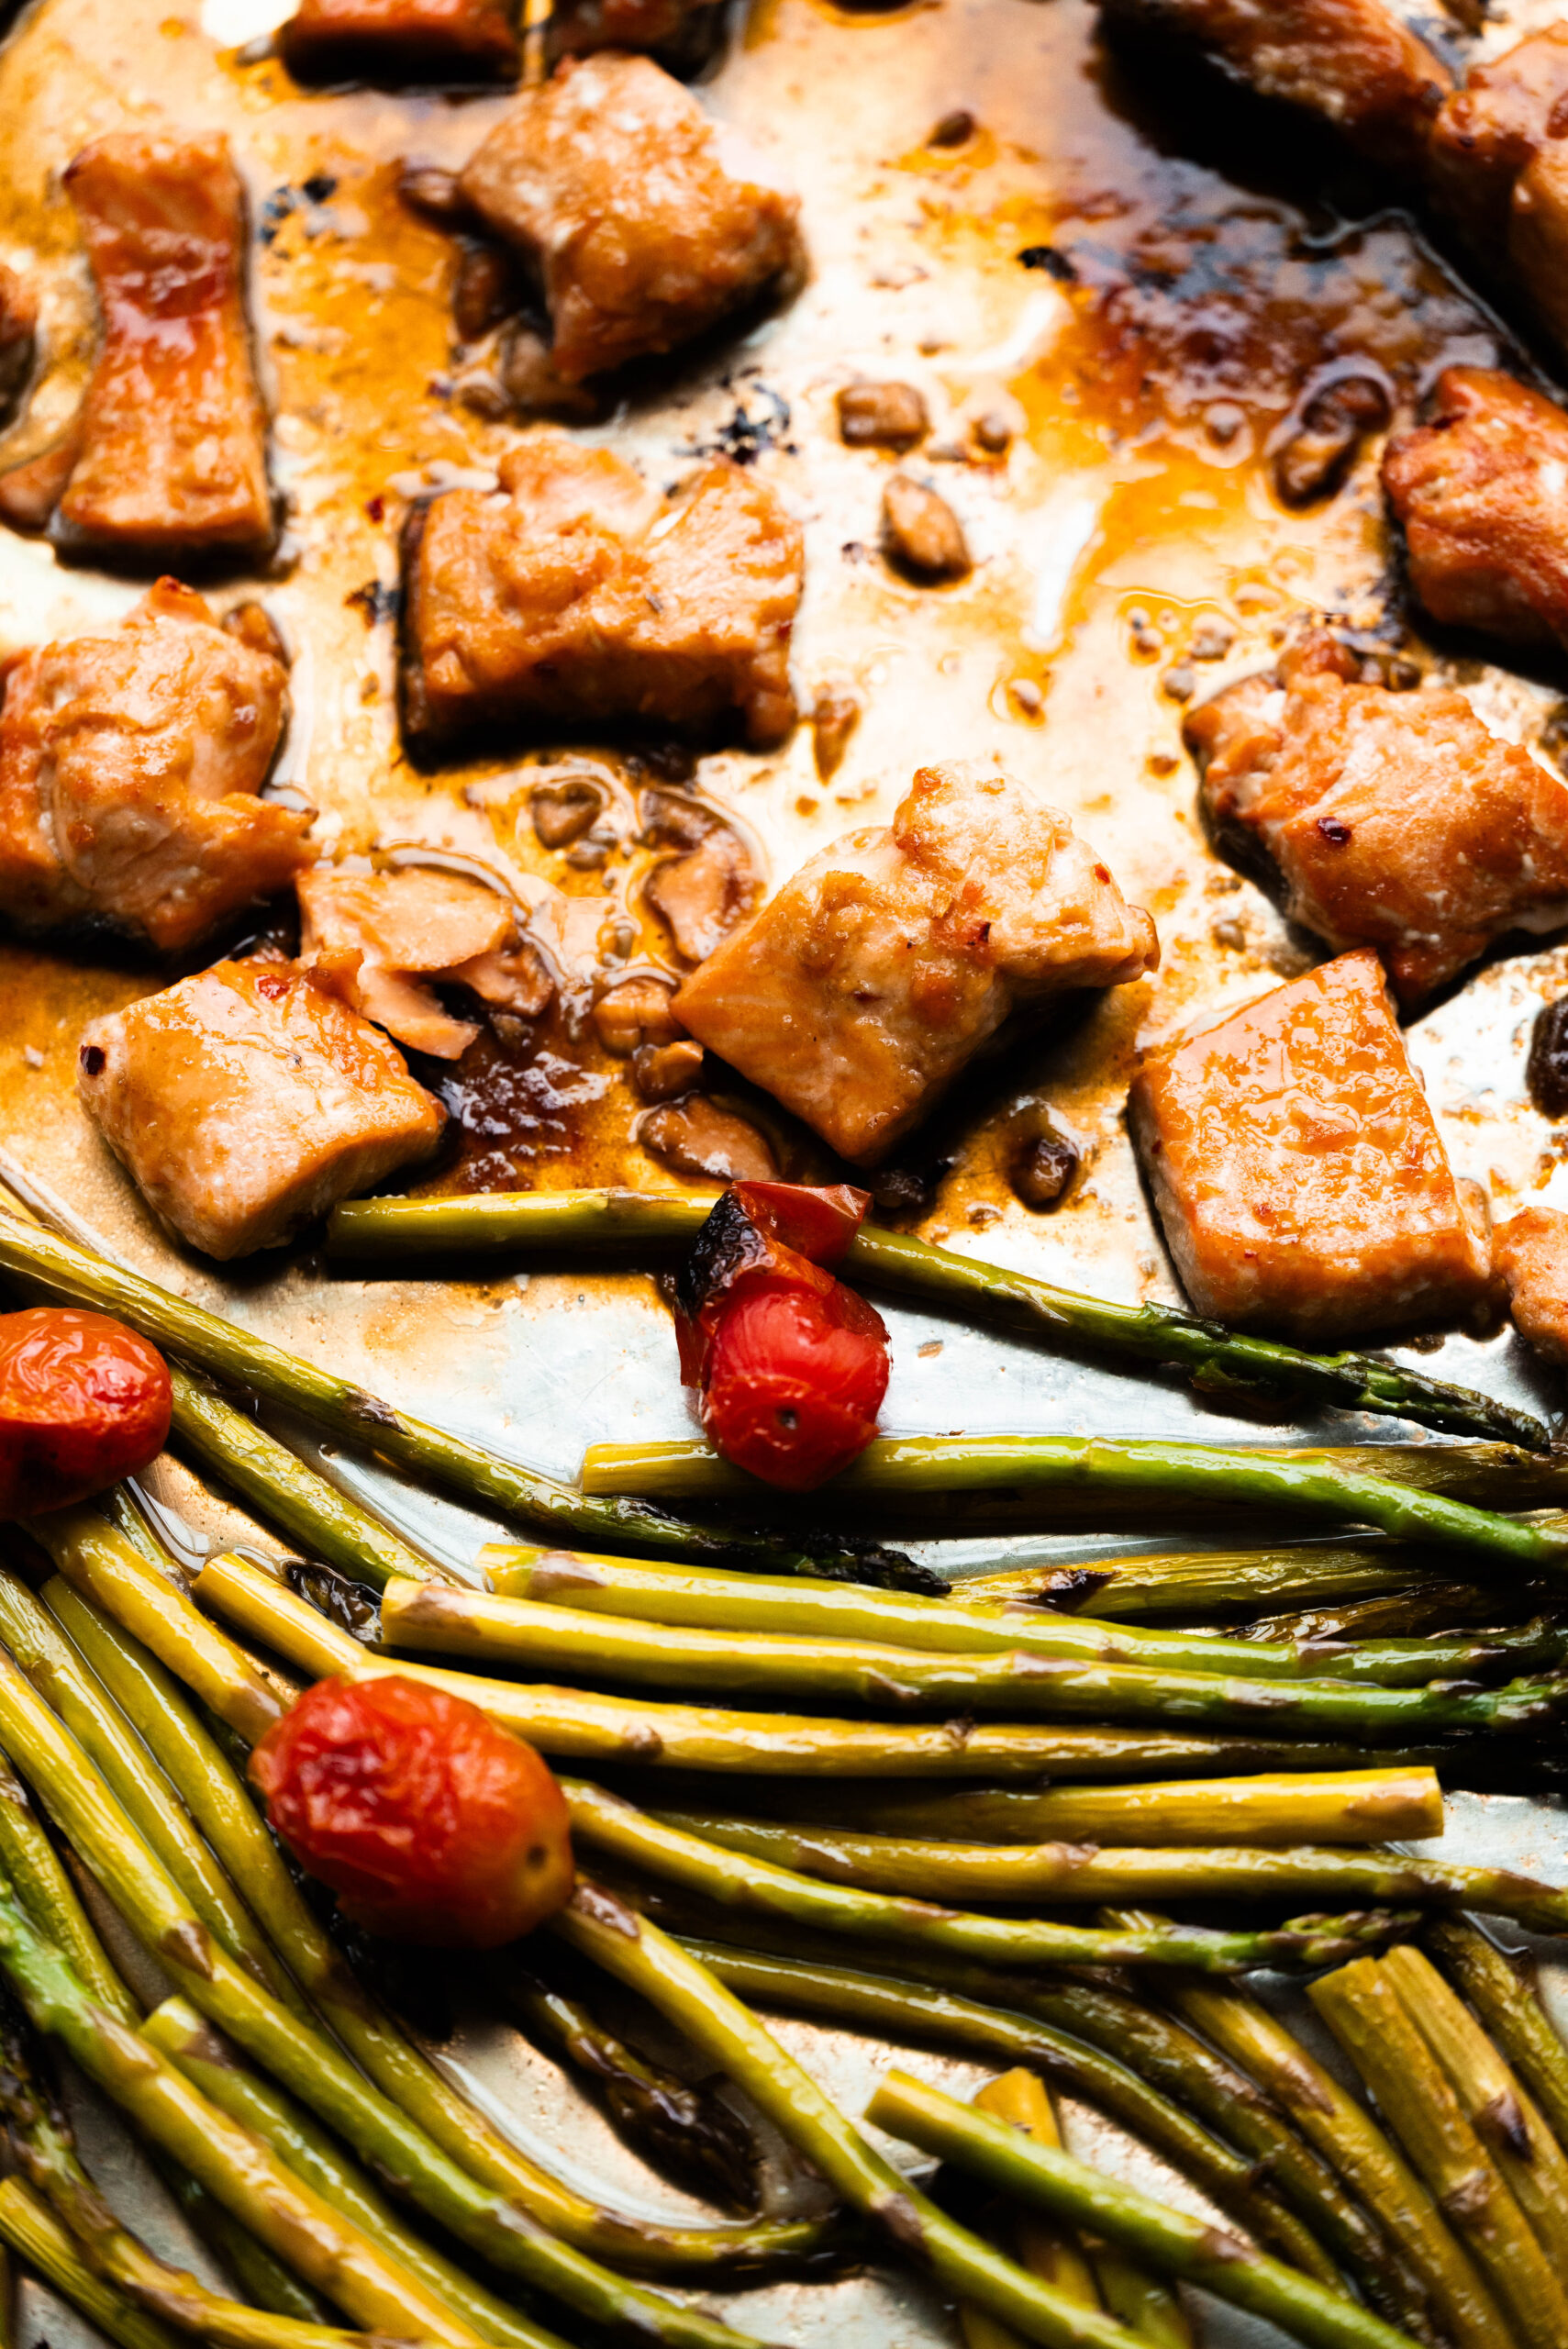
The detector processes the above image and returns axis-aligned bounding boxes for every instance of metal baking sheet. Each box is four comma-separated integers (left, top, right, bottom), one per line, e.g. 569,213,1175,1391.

4,0,1568,2338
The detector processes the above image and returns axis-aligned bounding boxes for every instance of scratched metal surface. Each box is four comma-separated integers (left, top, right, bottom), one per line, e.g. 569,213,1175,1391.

3,0,1568,2337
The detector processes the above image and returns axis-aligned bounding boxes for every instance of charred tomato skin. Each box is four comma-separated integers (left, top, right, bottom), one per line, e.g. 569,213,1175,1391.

250,1675,574,1950
700,1275,890,1491
0,1307,172,1519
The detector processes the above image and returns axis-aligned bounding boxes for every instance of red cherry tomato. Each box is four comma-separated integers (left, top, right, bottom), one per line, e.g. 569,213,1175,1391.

250,1675,574,1950
700,1275,890,1491
0,1308,172,1520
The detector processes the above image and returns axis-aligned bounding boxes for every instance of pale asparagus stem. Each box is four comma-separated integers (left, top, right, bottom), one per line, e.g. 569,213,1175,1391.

1309,1957,1568,2349
1085,2254,1192,2349
28,1555,830,2282
551,1886,1139,2349
376,1575,1568,1737
321,1187,1550,1448
969,2069,1101,2349
0,2177,183,2349
1381,1944,1568,2285
1144,1966,1510,2349
193,1542,1436,1782
561,1776,1413,1974
461,1549,1565,1689
0,1747,133,2022
865,2070,1416,2349
959,1546,1439,1619
159,2170,338,2330
732,1769,1446,1848
579,1436,1568,1570
651,1810,1568,1931
1428,1922,1568,2149
0,1877,485,2343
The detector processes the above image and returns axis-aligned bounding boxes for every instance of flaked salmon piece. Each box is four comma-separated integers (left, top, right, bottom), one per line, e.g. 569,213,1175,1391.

1382,367,1568,652
0,579,307,952
297,863,550,1059
401,436,802,750
32,134,275,564
1096,0,1451,174
1189,631,1568,1005
280,0,519,79
1129,948,1494,1342
1493,1206,1568,1361
0,262,36,420
1427,29,1568,361
674,760,1158,1166
458,52,799,383
78,959,445,1261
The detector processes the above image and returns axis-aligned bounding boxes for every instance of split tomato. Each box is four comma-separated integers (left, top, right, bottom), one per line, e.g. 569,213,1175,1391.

0,1307,171,1518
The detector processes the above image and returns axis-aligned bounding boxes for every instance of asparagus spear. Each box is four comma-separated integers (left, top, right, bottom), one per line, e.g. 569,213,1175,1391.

0,2176,185,2349
377,1575,1568,1736
323,1187,1550,1448
1382,1943,1568,2284
0,1751,132,2022
1310,1956,1568,2349
551,1884,1140,2349
651,1810,1568,1930
962,2068,1101,2349
1142,1964,1510,2349
562,1776,1412,1973
865,2068,1417,2349
192,1542,1433,1780
580,1435,1568,1570
1427,1920,1568,2150
471,1549,1567,1687
960,1545,1441,1621
157,2168,338,2332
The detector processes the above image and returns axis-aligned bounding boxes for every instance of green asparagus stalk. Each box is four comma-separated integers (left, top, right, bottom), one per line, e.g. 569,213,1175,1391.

0,2177,184,2349
159,2169,338,2332
1084,2254,1191,2349
27,1562,830,2284
551,1885,1139,2349
323,1187,1550,1448
561,1776,1411,1973
580,1435,1568,1570
139,1998,575,2349
1426,1920,1568,2149
377,1575,1568,1736
651,1810,1568,1929
864,2069,1417,2349
959,1545,1436,1621
965,2067,1101,2340
1310,1957,1568,2349
720,1767,1446,1846
1143,1965,1509,2349
192,1542,1430,1781
1382,1944,1568,2284
473,1547,1564,1688
675,1940,1337,2275
0,1750,133,2022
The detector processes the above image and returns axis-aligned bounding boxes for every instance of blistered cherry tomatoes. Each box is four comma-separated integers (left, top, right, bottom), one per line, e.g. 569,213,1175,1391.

0,1308,172,1519
250,1675,573,1949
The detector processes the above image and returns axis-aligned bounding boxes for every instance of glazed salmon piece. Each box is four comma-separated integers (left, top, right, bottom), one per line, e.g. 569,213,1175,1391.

1494,1206,1568,1361
280,0,519,79
297,863,551,1058
458,52,799,382
1382,367,1568,651
547,0,717,61
78,960,445,1261
0,262,35,421
1427,29,1568,361
674,761,1157,1166
402,436,802,749
44,134,274,565
0,580,307,952
1129,950,1494,1342
1190,632,1568,1005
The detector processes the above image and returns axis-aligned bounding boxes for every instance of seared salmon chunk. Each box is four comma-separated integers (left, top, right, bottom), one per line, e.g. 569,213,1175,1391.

1429,29,1568,360
0,580,306,952
458,52,799,382
297,863,551,1058
280,0,519,79
78,960,445,1260
44,134,275,565
1129,949,1494,1341
0,263,36,420
675,761,1157,1166
1494,1206,1568,1361
402,436,802,750
1189,632,1568,1005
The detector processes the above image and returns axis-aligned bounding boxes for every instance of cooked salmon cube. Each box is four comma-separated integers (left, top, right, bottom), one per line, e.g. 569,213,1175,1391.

1428,29,1568,361
0,262,36,421
0,579,307,952
401,435,802,750
674,760,1158,1165
458,52,800,383
297,863,550,1058
1189,631,1568,1004
77,959,445,1260
1494,1206,1568,1361
1097,0,1451,173
1129,949,1494,1341
46,134,274,565
1382,367,1568,652
280,0,519,79
547,0,717,62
